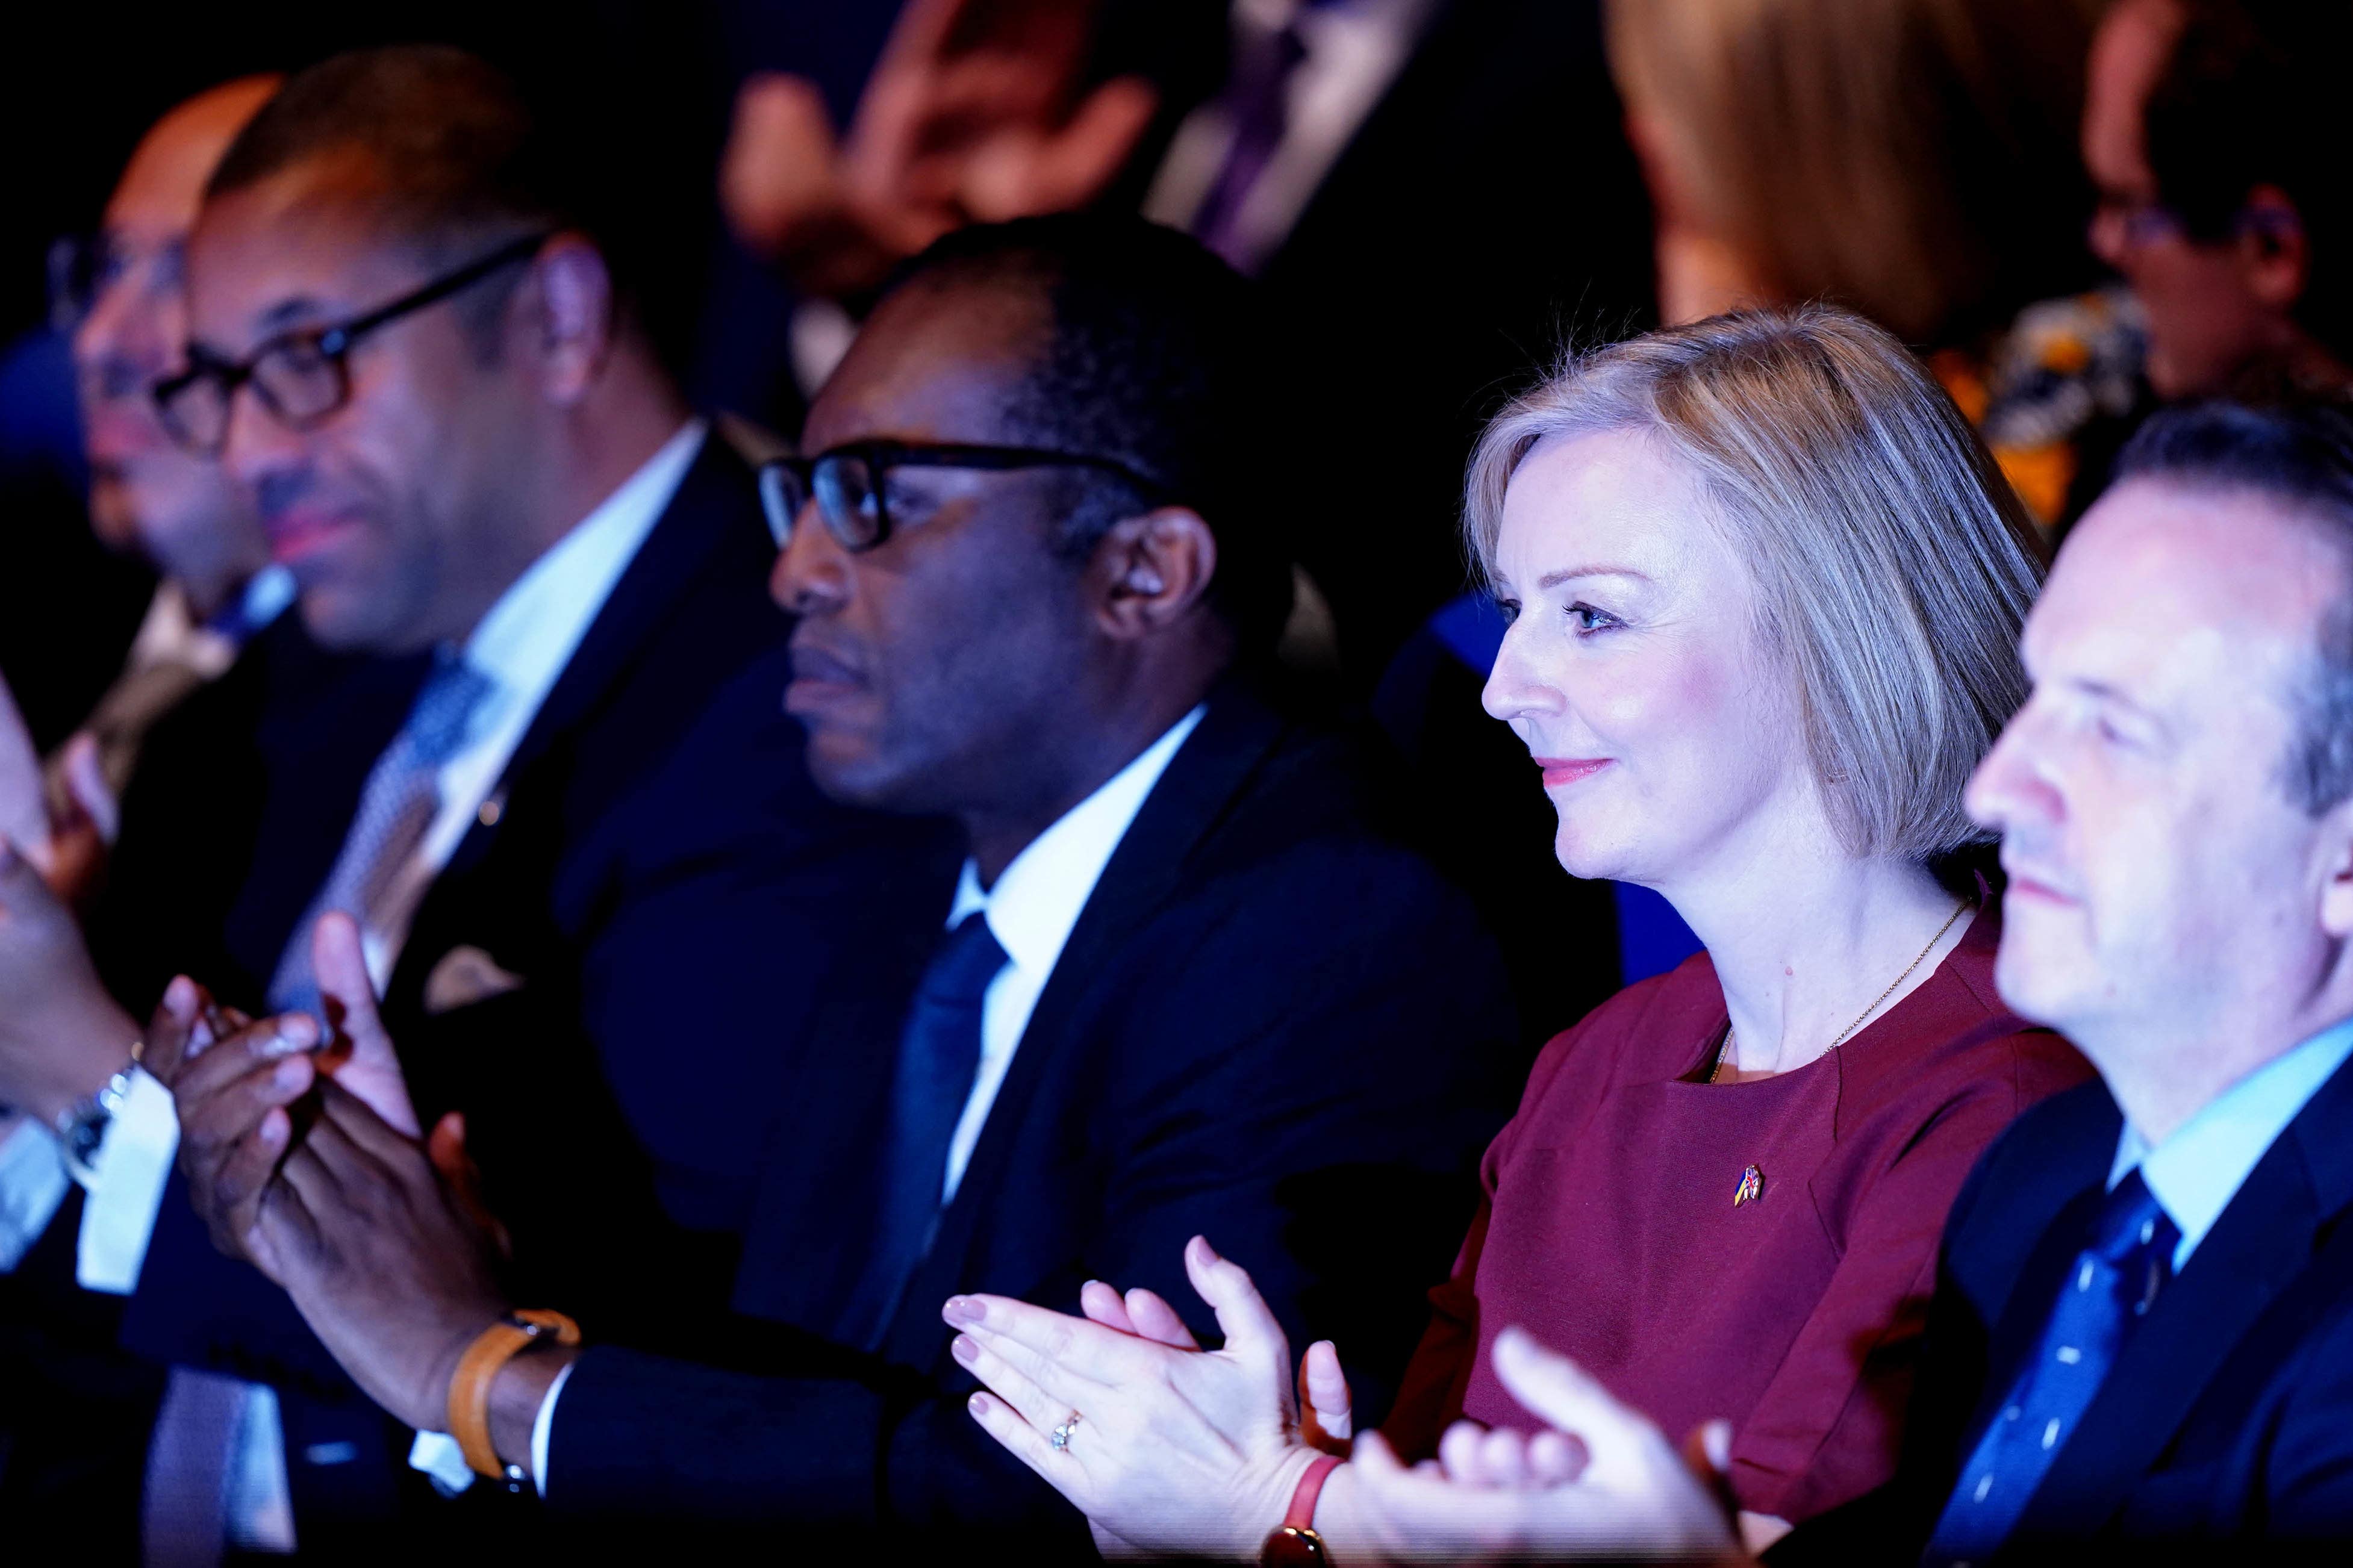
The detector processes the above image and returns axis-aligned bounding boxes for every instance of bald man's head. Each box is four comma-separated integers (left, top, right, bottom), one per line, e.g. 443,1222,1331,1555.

73,76,279,611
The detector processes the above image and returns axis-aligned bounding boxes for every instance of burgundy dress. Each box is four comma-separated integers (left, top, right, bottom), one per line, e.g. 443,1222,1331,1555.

1382,908,2087,1522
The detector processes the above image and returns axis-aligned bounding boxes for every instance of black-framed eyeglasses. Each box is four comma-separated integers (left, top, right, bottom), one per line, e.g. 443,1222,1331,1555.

151,231,552,456
758,440,1173,552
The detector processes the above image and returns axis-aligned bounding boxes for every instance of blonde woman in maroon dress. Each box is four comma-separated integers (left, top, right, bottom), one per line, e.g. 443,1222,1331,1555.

942,306,2088,1560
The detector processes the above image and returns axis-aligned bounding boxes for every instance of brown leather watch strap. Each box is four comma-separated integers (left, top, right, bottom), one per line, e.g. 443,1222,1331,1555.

447,1309,581,1478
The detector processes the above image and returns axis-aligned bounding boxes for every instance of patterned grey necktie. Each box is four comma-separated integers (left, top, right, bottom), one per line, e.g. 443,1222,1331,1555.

266,654,494,1017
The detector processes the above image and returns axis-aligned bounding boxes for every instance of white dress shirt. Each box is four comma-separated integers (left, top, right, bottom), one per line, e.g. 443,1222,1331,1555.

2110,1013,2353,1273
1144,0,1440,275
63,418,707,1547
516,702,1211,1495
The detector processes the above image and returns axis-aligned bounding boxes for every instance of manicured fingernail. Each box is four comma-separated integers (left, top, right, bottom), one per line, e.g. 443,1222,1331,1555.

274,1058,309,1090
968,1393,988,1417
260,1112,288,1146
943,1296,980,1325
951,1334,978,1364
1704,1420,1733,1470
1194,1236,1220,1263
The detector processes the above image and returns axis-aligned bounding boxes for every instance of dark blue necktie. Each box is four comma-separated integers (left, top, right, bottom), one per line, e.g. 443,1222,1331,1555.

1922,1169,2181,1566
841,910,1008,1349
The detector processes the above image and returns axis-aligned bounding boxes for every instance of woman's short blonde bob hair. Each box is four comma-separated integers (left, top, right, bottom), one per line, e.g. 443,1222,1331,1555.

1464,306,2043,862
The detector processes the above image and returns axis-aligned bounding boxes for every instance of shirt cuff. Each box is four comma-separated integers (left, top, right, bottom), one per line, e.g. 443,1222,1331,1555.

408,1430,475,1497
75,1064,178,1293
0,1114,70,1272
532,1357,577,1498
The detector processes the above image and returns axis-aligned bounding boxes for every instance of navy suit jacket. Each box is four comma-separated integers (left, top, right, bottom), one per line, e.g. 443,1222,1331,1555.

104,434,956,1539
1781,1047,2353,1563
538,683,1519,1548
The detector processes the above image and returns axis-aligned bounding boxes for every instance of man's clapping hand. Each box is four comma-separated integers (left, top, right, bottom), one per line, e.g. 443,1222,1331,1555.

250,1083,512,1436
1345,1328,1747,1565
157,911,423,1272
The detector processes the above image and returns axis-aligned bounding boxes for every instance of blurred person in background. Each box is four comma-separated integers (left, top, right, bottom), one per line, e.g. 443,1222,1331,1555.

0,73,288,1551
16,77,289,882
1609,0,2125,536
718,0,1654,683
948,307,2086,1560
2083,0,2353,405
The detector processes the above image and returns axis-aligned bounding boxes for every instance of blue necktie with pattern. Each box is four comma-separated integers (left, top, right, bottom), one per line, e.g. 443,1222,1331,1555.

841,910,1009,1349
1921,1168,2181,1566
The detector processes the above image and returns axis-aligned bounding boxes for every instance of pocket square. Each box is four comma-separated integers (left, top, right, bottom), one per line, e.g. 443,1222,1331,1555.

423,944,527,1015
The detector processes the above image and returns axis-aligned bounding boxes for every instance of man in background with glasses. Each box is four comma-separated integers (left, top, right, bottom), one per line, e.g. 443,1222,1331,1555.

2083,0,2353,403
166,213,1516,1551
0,43,949,1558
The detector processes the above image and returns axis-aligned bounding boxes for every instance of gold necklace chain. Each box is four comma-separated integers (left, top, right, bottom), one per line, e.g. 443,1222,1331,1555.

1710,899,1972,1084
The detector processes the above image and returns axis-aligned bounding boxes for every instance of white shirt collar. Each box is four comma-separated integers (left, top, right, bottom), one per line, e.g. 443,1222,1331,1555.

383,415,708,943
947,704,1209,974
460,417,708,703
2111,1013,2353,1269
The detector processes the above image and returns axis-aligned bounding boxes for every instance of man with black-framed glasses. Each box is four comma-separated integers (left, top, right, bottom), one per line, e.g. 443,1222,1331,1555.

0,43,949,1557
182,211,1518,1553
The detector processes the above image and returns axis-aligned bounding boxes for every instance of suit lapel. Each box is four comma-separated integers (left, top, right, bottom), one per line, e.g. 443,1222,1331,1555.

436,431,749,889
2016,1048,2353,1538
384,433,758,1001
730,900,952,1337
876,685,1291,1361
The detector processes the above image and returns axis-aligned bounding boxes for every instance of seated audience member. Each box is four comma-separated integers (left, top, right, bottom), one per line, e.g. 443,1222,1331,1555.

167,214,1519,1549
0,44,944,1555
2083,0,2353,404
1227,398,2353,1561
48,75,288,854
947,306,2089,1557
1,72,284,1233
0,72,287,1546
1609,0,2120,533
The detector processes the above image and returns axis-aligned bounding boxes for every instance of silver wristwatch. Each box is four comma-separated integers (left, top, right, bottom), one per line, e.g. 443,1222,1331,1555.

54,1046,142,1182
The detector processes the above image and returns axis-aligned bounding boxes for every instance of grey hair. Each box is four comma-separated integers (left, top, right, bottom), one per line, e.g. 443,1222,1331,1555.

1464,305,2045,860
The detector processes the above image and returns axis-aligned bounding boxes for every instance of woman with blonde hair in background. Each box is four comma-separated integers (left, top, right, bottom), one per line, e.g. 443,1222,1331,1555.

940,306,2088,1561
1612,0,2131,533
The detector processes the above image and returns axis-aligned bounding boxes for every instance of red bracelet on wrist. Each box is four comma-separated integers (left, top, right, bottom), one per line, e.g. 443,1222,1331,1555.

1261,1453,1343,1565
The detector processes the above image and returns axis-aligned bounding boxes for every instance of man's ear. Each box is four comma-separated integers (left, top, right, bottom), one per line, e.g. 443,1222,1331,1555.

1092,506,1218,641
2319,797,2353,942
522,234,617,405
2237,185,2311,313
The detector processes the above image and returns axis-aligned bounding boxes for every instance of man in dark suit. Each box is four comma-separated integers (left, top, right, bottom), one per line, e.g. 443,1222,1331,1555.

0,44,947,1556
176,214,1518,1550
1289,398,2353,1563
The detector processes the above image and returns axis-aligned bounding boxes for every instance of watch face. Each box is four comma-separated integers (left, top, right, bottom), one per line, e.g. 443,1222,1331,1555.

1261,1525,1329,1566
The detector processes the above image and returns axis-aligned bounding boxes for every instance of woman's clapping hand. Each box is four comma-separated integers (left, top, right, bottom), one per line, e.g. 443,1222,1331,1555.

946,1234,1326,1560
